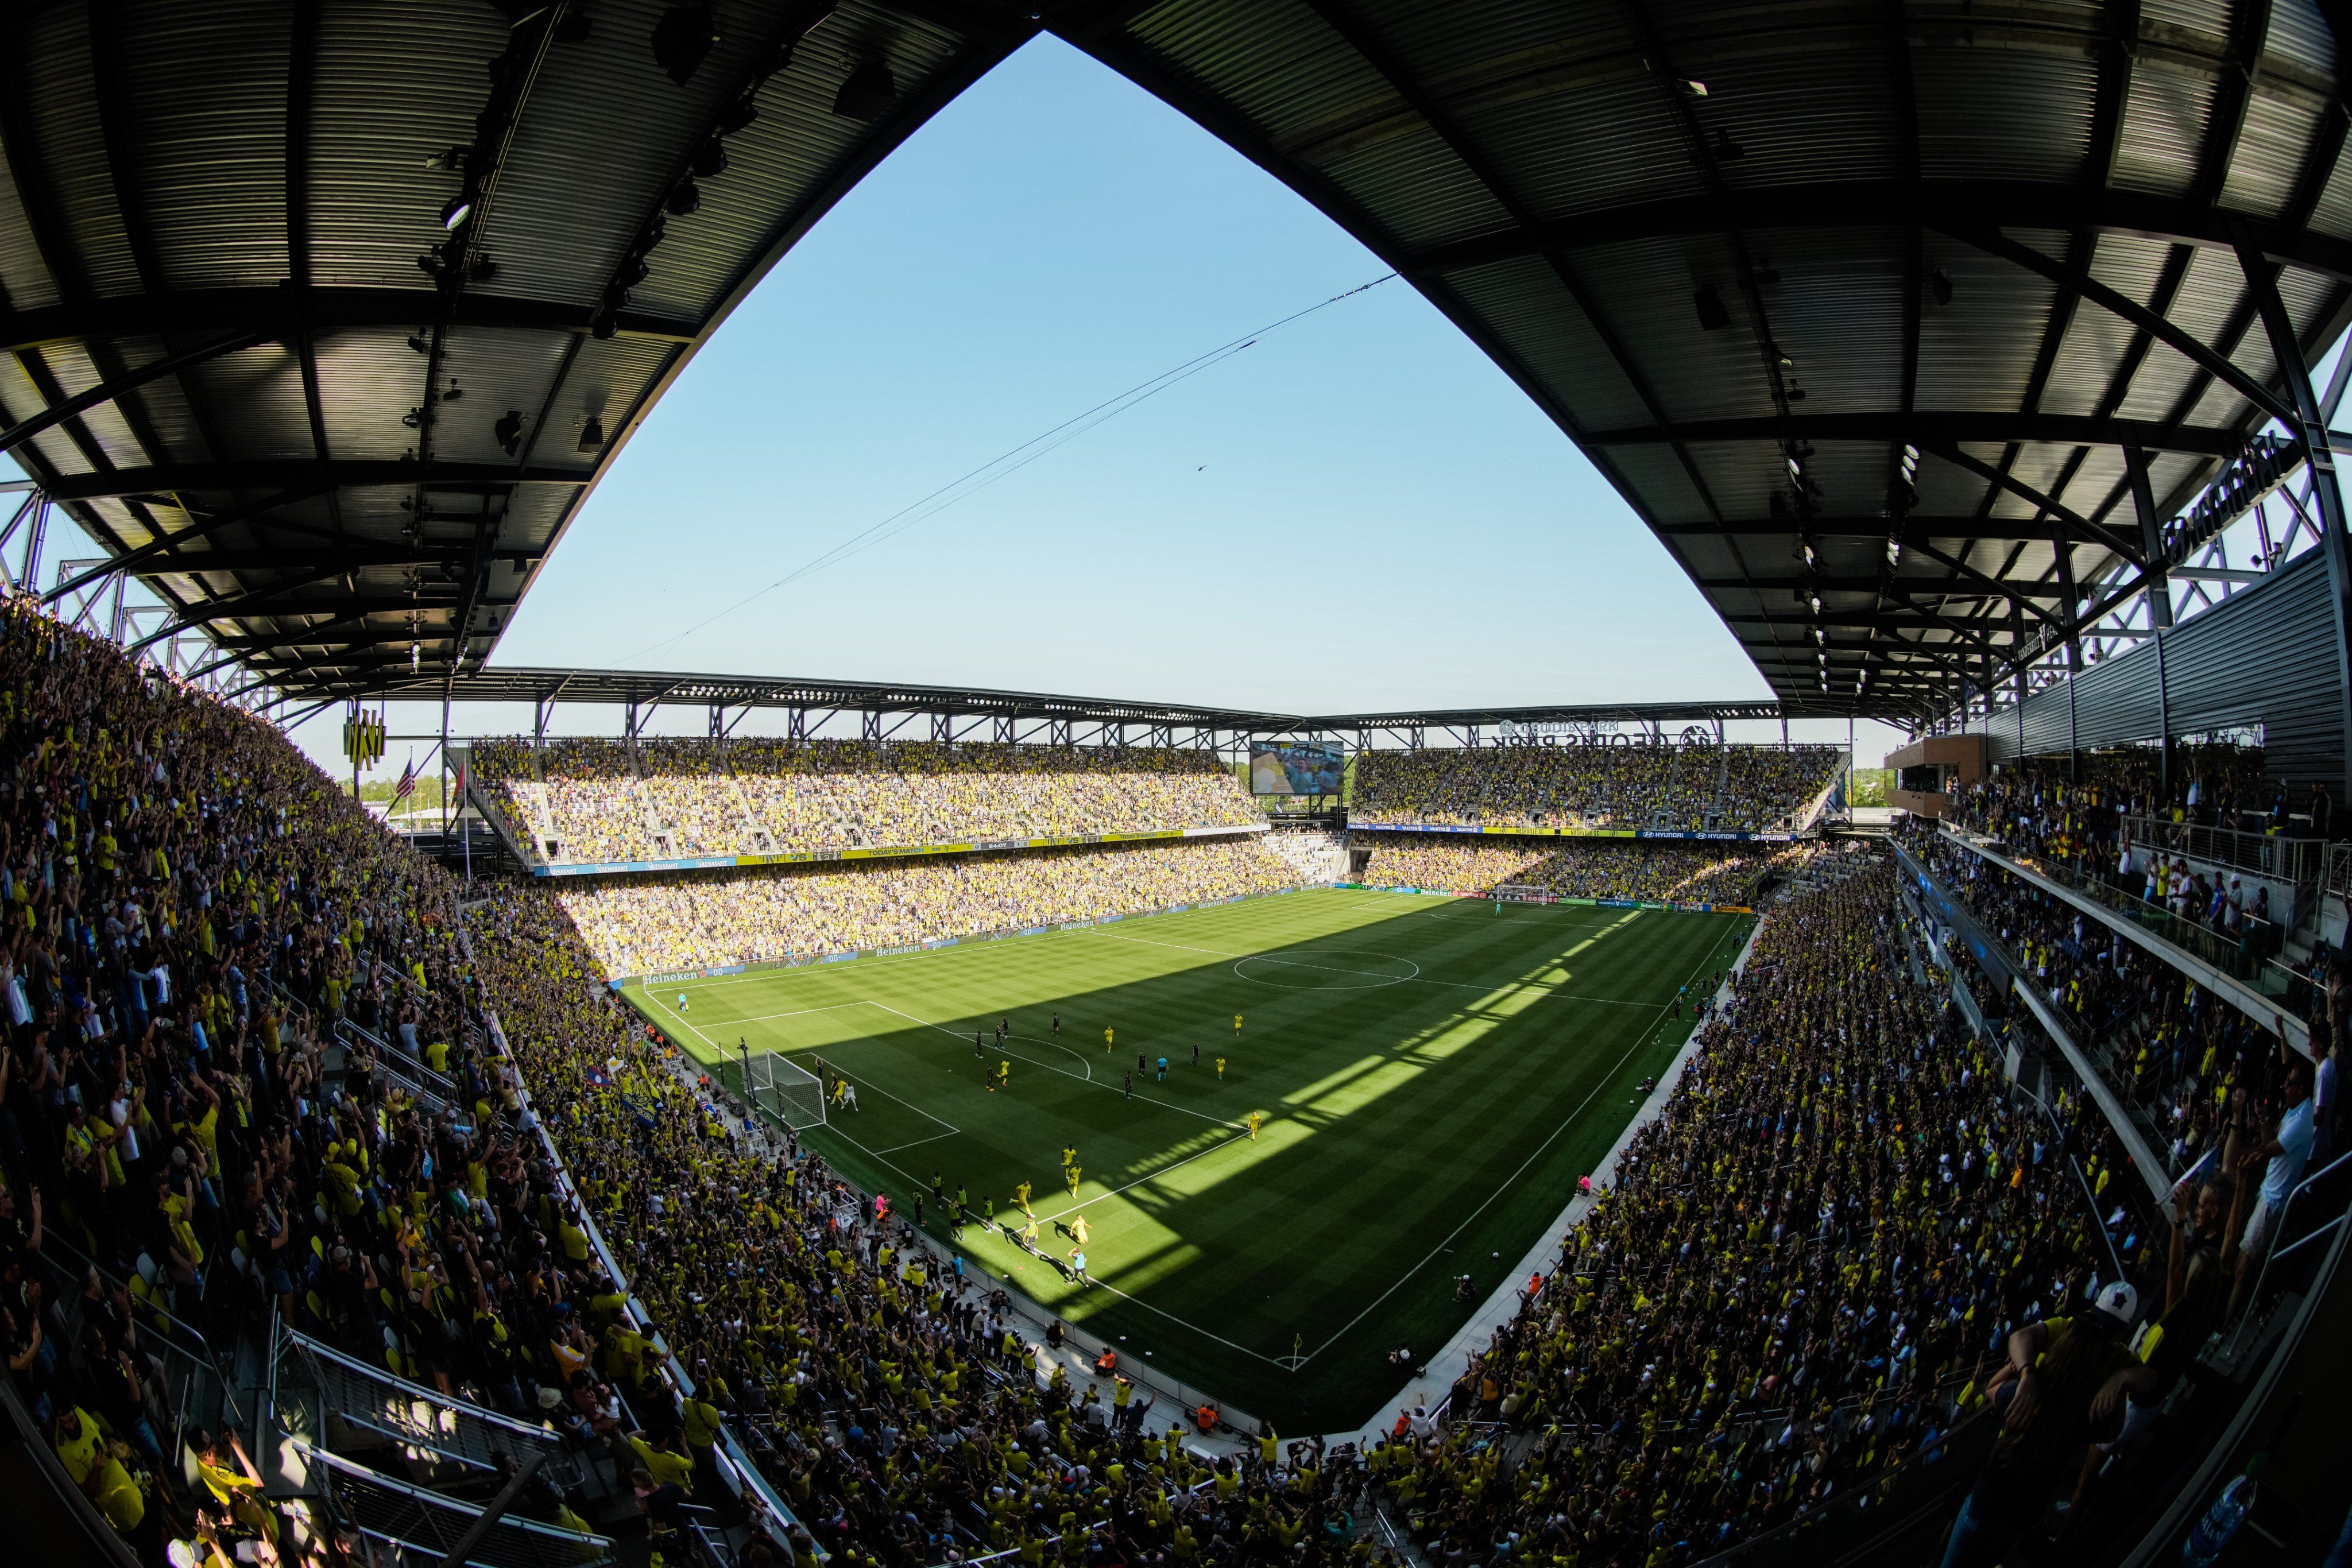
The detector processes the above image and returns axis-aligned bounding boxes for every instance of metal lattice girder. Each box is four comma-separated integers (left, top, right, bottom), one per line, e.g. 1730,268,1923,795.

8,0,2352,723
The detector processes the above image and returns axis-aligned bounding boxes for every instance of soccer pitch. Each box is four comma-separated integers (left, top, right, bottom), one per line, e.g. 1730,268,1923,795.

621,888,1752,1431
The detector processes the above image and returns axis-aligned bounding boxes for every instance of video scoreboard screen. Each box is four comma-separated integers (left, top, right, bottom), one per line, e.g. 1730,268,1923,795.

1249,741,1343,796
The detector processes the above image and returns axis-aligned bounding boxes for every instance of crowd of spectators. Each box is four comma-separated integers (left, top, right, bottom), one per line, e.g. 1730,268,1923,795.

1350,833,1798,906
0,597,597,1564
5,587,2299,1568
1371,867,2117,1565
0,601,1368,1568
1353,744,1843,834
480,885,1410,1568
1942,750,2316,976
473,735,1264,864
1902,820,2335,1213
559,837,1305,977
539,738,656,864
1949,745,2333,857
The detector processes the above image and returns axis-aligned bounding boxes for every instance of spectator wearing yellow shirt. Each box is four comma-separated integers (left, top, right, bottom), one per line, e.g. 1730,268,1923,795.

52,1407,144,1533
628,1428,696,1489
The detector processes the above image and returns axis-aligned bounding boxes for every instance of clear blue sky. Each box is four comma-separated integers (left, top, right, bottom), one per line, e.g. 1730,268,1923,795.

10,35,1904,771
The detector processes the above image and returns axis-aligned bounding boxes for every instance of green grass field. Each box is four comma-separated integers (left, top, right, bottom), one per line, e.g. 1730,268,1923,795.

621,889,1751,1432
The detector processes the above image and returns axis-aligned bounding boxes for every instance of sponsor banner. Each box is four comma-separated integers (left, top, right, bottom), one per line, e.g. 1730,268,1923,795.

1642,829,1797,843
1347,821,1635,839
1346,821,1798,843
541,855,740,877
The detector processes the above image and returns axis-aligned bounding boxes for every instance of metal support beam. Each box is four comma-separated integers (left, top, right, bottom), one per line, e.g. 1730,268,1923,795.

38,483,339,606
2124,447,2176,630
434,1444,547,1568
0,328,270,457
1941,224,2299,428
2235,227,2352,785
1925,443,2147,567
1590,412,2253,460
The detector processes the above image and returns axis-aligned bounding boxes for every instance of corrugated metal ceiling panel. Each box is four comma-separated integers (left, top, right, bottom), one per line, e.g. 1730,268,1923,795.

5,0,2345,715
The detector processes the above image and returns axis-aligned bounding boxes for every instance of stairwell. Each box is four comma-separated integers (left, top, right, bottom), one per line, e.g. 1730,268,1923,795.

721,768,779,854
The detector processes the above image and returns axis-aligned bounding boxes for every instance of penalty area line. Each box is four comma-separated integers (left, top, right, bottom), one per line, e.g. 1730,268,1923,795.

1082,1276,1295,1370
649,982,1285,1366
862,1001,1238,1130
658,991,963,1138
1032,1128,1251,1226
870,1130,962,1156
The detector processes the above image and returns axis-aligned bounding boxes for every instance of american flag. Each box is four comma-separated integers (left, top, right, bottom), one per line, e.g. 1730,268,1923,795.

392,758,417,806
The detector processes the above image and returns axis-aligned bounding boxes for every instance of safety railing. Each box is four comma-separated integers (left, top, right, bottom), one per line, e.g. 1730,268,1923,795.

273,1323,602,1498
336,1013,457,1098
301,1441,618,1567
473,1000,814,1553
37,1234,242,1451
1939,824,2292,993
2117,813,2328,886
2242,1145,2352,1321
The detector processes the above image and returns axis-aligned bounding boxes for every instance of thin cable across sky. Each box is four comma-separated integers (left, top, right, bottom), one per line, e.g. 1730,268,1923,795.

625,272,1396,663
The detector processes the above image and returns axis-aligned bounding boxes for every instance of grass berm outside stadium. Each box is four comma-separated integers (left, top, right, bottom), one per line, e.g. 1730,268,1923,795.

621,887,1754,1432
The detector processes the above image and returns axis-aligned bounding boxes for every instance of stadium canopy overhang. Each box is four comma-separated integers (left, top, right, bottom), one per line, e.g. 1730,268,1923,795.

6,0,2352,733
369,665,1810,748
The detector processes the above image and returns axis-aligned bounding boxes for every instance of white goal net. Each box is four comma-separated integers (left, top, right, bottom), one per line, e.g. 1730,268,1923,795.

738,1047,826,1130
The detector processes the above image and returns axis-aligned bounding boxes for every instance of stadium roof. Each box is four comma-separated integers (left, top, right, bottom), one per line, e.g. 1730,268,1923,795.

381,664,1798,738
5,1,2349,722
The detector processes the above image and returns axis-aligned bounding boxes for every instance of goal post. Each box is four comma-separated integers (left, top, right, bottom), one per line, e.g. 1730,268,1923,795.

734,1045,826,1130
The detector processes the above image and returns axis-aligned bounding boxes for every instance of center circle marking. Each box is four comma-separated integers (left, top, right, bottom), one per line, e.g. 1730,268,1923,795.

1229,949,1421,990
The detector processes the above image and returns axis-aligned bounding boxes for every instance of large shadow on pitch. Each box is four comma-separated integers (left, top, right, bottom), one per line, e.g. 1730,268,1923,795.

612,891,1750,1430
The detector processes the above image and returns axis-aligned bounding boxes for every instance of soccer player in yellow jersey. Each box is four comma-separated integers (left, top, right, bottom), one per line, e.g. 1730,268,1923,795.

1104,1025,1114,1052
997,1059,1011,1090
1233,1013,1243,1036
1247,1110,1263,1140
1216,1056,1226,1080
1062,1144,1077,1169
1014,1180,1032,1217
1066,1164,1082,1198
1071,1213,1090,1246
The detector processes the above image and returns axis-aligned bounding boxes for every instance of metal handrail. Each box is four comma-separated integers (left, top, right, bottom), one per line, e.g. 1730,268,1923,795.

37,1234,245,1447
473,1000,821,1552
2271,1212,2345,1264
2115,812,2327,885
283,1327,566,1444
301,1439,618,1551
338,1014,456,1095
2245,1144,2352,1311
1928,826,2308,1047
1950,825,2288,981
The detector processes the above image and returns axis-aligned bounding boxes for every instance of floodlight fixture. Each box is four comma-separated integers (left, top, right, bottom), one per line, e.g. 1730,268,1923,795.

652,6,719,86
833,59,897,120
